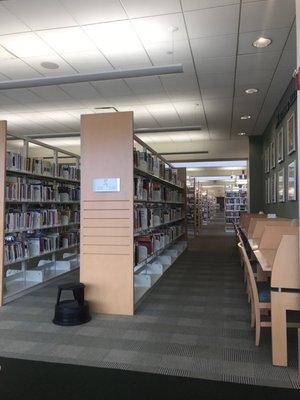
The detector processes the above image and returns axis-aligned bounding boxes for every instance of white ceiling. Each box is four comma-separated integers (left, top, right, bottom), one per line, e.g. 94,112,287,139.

0,0,296,158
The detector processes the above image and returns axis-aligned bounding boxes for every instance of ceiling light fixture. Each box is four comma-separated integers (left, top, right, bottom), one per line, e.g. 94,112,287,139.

241,115,251,120
0,64,183,90
245,88,258,94
238,132,247,136
40,61,59,70
252,37,272,48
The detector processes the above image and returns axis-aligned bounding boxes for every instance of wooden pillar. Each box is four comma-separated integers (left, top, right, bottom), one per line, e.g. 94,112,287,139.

80,112,134,315
0,121,7,306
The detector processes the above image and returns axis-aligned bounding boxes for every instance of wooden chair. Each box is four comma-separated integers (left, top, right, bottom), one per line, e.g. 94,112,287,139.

238,241,271,345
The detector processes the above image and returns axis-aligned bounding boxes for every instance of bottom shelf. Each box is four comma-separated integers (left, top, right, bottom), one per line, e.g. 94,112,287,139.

134,240,187,307
4,253,79,302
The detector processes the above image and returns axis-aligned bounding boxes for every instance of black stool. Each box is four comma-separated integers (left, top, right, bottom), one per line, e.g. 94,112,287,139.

53,282,91,326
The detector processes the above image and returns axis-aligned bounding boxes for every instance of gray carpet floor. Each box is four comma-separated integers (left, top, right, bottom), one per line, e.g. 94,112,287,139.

0,222,299,389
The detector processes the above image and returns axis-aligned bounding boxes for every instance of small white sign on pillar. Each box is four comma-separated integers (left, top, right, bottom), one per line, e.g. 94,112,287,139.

92,178,121,192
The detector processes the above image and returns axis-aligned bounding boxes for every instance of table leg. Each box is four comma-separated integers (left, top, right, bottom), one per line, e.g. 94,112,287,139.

271,291,287,366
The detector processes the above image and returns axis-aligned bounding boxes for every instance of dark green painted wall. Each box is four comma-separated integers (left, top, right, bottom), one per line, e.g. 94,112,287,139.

249,80,298,218
249,135,263,213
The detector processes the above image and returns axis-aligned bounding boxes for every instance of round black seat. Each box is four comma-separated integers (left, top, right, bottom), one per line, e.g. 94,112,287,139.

53,282,91,326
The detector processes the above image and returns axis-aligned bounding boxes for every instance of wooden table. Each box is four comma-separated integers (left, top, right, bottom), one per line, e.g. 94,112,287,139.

253,249,276,272
248,238,259,250
254,238,300,367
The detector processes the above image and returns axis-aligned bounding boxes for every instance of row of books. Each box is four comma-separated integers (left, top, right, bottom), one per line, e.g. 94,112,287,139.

225,191,247,198
6,177,80,202
134,206,182,231
57,164,80,181
134,176,183,203
134,225,183,264
225,205,247,211
5,208,80,231
225,199,247,205
7,151,79,181
4,230,79,263
134,147,182,187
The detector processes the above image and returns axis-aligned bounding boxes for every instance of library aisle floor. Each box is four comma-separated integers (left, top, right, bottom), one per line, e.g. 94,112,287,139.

0,223,299,390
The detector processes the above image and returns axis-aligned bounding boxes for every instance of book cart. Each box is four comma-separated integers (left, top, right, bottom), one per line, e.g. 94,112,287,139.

80,112,187,315
0,121,80,305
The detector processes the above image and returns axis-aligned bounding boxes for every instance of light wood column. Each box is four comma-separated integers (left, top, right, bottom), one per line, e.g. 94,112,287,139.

80,112,134,315
0,121,7,306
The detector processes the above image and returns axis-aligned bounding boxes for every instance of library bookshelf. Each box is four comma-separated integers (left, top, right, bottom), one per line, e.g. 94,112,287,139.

81,112,187,316
0,122,80,306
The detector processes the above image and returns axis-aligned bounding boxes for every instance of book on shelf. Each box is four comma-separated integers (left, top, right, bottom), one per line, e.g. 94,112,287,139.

134,225,183,265
7,151,80,181
134,175,183,203
4,229,80,263
133,146,182,187
134,206,182,232
5,207,80,231
6,177,80,202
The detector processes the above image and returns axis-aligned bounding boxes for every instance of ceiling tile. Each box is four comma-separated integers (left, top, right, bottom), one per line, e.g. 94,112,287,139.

198,72,234,88
185,4,239,38
0,32,55,58
37,27,98,56
0,59,41,79
201,86,233,100
1,88,42,105
182,0,239,11
160,73,200,100
240,0,295,33
92,79,133,97
195,56,235,74
61,0,127,24
5,0,76,30
236,69,273,86
0,3,31,35
62,52,112,73
30,86,74,102
125,76,165,95
131,13,187,45
237,52,281,72
190,34,237,59
59,82,104,103
122,0,181,18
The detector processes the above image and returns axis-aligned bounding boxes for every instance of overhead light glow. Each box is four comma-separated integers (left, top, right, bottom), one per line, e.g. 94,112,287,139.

252,37,272,48
245,88,258,94
238,132,247,136
241,115,251,120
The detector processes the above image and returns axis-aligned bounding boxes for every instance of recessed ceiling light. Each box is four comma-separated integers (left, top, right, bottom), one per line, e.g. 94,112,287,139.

245,88,258,94
241,115,251,120
238,132,247,136
40,61,59,70
252,37,272,48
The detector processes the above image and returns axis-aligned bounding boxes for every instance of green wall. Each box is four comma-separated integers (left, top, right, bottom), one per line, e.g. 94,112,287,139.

249,135,263,213
249,80,298,219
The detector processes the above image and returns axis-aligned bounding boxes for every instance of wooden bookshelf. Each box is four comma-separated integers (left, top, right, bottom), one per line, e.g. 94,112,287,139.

0,124,81,306
80,112,187,316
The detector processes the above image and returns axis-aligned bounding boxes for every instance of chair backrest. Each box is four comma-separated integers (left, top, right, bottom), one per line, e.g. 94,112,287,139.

252,219,291,240
248,216,268,236
238,241,260,308
271,234,300,289
259,226,299,250
242,213,263,231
